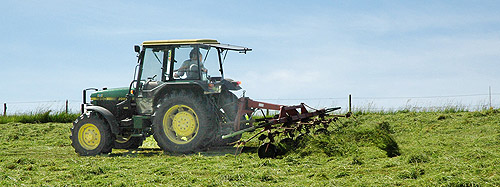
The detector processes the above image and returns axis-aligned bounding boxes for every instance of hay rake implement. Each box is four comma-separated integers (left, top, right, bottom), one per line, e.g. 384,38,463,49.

222,95,352,158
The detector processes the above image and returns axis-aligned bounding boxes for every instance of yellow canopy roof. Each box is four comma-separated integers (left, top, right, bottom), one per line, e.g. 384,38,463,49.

142,39,220,46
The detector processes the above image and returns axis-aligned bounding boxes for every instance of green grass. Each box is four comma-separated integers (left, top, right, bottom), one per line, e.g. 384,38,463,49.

0,110,499,186
0,111,80,124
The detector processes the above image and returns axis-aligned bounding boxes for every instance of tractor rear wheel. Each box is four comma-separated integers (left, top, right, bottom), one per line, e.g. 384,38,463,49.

153,91,216,153
70,112,113,156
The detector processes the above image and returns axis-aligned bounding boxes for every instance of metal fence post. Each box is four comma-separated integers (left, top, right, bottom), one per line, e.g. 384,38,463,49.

489,86,492,110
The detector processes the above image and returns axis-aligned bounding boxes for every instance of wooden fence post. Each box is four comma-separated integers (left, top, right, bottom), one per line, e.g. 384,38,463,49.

349,94,352,113
3,103,6,116
65,100,69,114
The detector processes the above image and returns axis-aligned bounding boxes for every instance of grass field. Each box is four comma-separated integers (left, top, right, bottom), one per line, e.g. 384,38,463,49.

0,110,499,186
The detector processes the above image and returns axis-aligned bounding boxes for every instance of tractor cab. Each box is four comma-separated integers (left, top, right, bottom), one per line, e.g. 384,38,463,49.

136,39,250,90
132,39,252,114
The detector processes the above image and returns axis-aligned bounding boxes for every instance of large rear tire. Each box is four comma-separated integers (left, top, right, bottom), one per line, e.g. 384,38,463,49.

153,91,216,153
70,112,114,156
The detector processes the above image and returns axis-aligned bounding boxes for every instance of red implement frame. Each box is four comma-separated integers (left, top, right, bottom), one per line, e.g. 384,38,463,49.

224,96,351,139
233,97,340,131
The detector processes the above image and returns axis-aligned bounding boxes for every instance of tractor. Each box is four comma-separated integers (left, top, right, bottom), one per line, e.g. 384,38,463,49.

71,39,350,158
71,39,251,156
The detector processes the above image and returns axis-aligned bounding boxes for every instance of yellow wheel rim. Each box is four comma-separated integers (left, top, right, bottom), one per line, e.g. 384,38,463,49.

78,123,101,150
162,104,199,144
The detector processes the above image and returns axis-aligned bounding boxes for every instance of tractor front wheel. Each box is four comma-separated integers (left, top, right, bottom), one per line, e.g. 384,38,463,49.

70,112,113,156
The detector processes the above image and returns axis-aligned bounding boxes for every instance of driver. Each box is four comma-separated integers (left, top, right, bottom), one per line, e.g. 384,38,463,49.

174,48,207,79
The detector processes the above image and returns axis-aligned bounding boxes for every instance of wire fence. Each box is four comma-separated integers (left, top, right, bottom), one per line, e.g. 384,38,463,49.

255,92,500,113
2,100,81,115
2,92,499,115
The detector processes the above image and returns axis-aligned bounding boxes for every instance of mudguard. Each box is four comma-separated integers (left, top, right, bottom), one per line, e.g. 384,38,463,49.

86,106,120,134
221,79,242,91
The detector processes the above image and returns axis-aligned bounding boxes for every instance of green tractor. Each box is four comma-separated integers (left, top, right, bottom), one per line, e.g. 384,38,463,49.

71,39,251,156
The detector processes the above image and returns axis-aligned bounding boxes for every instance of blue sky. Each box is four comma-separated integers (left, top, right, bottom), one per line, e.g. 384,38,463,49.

1,0,499,112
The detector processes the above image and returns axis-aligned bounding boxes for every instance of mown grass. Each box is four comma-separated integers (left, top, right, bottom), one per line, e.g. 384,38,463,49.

0,110,499,186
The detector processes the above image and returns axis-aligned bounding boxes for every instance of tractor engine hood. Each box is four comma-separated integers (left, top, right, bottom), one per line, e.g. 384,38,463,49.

90,87,129,102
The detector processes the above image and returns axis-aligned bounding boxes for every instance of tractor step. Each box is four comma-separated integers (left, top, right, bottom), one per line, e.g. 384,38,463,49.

120,118,133,126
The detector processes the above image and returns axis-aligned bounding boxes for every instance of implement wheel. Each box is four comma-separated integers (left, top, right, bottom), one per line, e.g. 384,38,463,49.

153,91,215,153
258,143,277,158
70,112,113,156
